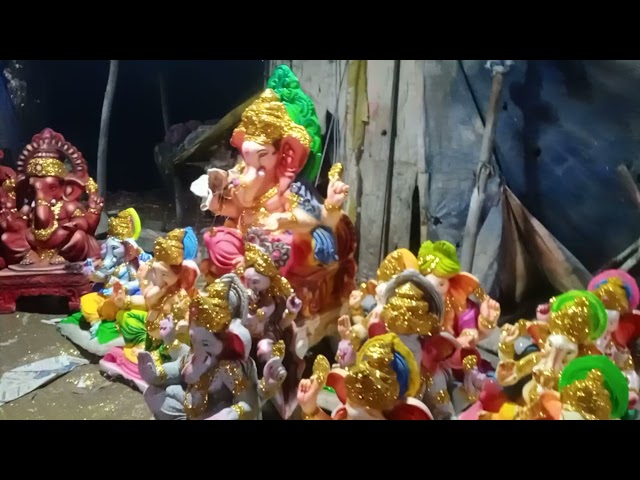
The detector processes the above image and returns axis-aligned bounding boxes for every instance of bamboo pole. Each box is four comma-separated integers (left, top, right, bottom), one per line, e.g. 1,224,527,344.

97,60,119,197
460,60,513,273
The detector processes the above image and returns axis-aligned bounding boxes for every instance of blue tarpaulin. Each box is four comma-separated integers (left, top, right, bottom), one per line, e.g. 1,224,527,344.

427,60,640,277
464,60,640,272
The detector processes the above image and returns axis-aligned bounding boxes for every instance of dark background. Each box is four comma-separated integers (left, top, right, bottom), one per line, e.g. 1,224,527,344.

21,60,265,192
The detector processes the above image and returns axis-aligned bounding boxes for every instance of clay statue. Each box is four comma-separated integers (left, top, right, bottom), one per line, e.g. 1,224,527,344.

139,275,261,420
190,65,357,339
459,318,543,420
99,227,199,391
0,128,103,267
0,151,27,269
503,290,607,419
236,239,304,419
588,269,640,409
297,333,434,420
529,355,629,420
57,208,152,356
418,240,501,348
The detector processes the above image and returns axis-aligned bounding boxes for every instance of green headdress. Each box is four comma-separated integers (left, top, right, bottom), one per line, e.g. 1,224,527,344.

559,355,629,420
548,290,607,344
232,65,322,182
417,240,461,278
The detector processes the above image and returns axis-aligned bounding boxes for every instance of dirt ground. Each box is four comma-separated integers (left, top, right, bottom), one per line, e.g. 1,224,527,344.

0,308,150,420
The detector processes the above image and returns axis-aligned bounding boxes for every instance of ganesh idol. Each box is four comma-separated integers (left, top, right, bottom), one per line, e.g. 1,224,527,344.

190,65,357,329
0,128,103,267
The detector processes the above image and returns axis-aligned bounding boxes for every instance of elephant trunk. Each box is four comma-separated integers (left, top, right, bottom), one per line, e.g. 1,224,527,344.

233,166,262,209
34,204,54,230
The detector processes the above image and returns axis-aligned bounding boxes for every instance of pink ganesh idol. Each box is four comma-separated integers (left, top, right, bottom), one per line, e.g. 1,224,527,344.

418,240,501,348
190,65,356,337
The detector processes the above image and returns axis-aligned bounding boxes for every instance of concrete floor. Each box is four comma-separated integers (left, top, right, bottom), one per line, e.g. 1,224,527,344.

0,308,150,420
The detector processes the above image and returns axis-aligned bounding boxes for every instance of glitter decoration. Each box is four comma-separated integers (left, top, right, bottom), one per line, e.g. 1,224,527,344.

153,229,185,266
33,202,63,241
190,283,232,333
548,296,593,344
376,249,419,283
26,157,69,178
239,242,293,299
344,333,420,412
312,355,330,385
85,177,98,194
107,208,141,241
233,89,311,149
328,163,343,182
231,403,250,420
382,281,440,336
561,370,612,420
271,340,286,360
462,355,478,372
593,277,630,313
220,361,249,395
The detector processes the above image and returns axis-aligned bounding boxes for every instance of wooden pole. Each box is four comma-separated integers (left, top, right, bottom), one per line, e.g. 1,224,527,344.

158,71,170,134
97,60,119,197
460,60,513,273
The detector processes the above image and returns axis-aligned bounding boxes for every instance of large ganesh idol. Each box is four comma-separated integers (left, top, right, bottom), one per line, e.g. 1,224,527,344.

0,129,104,313
190,65,357,344
2,128,103,267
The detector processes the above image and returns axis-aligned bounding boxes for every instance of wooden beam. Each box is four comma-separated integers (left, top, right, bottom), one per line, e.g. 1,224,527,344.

172,92,260,166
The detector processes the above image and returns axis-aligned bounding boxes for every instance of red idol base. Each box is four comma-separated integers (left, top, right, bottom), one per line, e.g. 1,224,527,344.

0,268,92,314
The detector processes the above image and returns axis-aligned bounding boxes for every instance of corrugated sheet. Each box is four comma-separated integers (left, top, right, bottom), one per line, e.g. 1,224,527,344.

460,60,640,272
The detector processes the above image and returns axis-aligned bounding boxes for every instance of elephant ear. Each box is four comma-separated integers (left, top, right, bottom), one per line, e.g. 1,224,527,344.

122,239,141,262
227,319,252,361
62,176,85,201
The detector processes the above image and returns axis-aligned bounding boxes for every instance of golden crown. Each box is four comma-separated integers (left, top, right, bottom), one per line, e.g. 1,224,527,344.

234,89,311,148
561,369,612,420
548,296,591,344
593,277,629,313
108,211,135,240
154,229,185,266
26,157,69,178
345,340,400,412
381,281,440,336
190,281,232,333
241,242,293,299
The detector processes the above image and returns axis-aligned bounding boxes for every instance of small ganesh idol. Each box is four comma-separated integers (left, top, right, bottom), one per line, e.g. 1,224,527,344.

526,355,629,420
418,240,501,348
236,239,305,419
297,333,434,420
520,290,607,416
336,248,420,363
588,269,640,409
460,318,544,420
190,65,357,323
98,228,199,391
139,275,261,420
58,208,151,356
